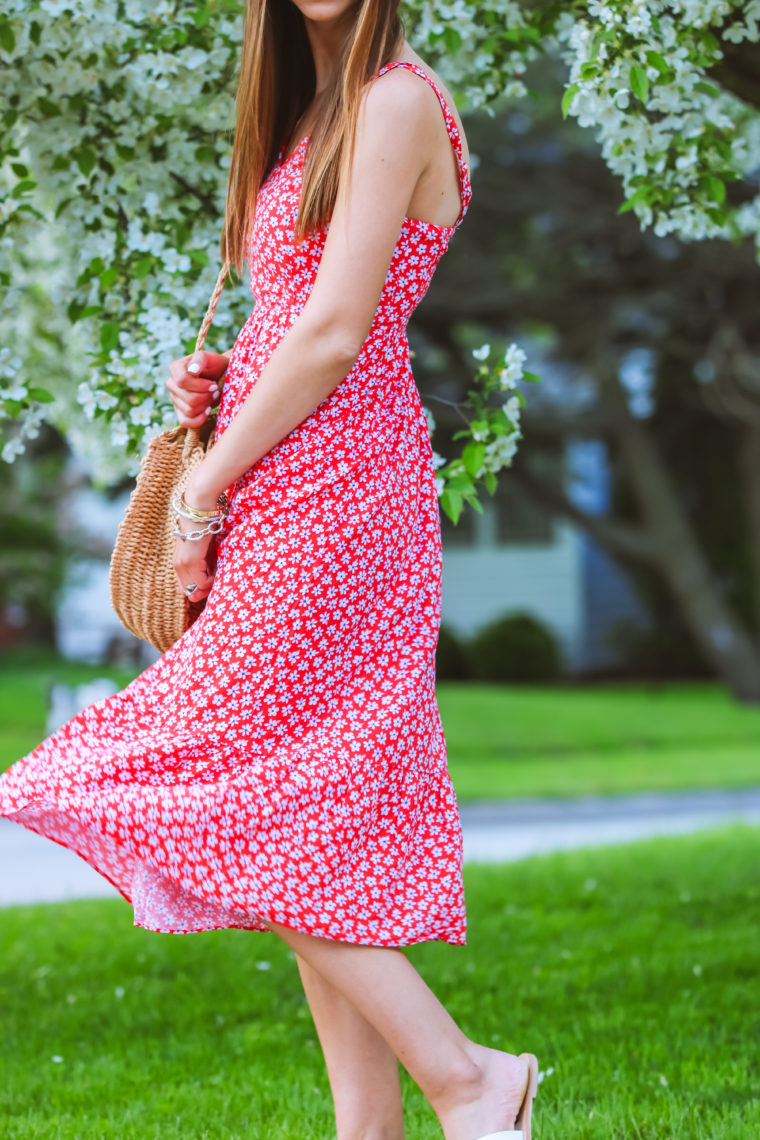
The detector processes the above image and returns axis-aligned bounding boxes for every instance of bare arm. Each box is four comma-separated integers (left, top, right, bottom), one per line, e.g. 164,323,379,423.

184,70,434,510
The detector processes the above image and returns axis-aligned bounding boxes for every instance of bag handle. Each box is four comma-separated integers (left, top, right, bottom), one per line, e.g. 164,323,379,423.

195,261,231,352
180,261,231,452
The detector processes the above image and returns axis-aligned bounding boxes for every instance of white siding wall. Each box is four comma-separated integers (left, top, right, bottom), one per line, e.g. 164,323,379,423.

441,519,583,664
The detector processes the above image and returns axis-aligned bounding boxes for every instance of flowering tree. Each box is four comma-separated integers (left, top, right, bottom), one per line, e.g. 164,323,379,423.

1,0,758,518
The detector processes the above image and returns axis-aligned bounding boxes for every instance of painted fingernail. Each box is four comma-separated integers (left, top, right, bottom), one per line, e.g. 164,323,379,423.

188,360,202,374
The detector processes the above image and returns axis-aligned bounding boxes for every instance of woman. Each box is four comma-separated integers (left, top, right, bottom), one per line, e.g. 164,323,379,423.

0,1,539,1137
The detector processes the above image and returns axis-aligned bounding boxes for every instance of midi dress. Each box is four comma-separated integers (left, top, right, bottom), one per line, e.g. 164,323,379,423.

0,60,472,946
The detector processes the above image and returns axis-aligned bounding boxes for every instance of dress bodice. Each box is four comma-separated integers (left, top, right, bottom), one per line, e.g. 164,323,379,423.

216,61,473,506
246,60,472,330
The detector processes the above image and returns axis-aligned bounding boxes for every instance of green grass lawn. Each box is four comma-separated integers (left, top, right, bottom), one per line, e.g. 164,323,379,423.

438,682,760,798
1,827,758,1139
2,649,759,799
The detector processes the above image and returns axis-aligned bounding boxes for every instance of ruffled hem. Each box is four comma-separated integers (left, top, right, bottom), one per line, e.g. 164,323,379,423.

2,801,467,947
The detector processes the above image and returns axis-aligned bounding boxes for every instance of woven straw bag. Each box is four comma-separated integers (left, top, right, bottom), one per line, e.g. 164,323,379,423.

109,263,230,653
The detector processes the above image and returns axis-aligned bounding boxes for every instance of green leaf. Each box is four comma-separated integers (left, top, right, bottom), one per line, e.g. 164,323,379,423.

703,176,726,205
27,387,55,403
618,186,651,215
629,65,649,103
3,399,24,419
695,81,719,97
440,488,463,525
447,474,476,499
483,472,498,495
100,322,120,353
99,267,118,288
442,26,462,52
38,97,60,117
522,370,542,383
75,147,97,177
645,50,669,75
464,491,484,515
134,257,153,279
0,19,15,53
10,162,28,178
462,442,486,479
561,84,579,120
11,179,36,198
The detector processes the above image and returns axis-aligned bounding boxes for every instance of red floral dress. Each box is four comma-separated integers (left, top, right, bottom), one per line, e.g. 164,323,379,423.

0,61,472,945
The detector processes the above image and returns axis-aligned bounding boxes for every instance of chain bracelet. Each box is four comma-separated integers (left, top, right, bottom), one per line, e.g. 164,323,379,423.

172,514,226,542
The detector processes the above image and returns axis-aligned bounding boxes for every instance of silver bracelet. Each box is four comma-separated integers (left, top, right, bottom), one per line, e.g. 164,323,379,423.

172,515,226,542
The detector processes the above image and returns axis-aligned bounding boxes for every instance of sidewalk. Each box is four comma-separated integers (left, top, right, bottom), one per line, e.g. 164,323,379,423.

3,786,760,906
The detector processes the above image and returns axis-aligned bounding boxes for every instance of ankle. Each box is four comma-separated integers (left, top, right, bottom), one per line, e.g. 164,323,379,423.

335,1105,406,1140
427,1043,486,1118
336,1121,404,1140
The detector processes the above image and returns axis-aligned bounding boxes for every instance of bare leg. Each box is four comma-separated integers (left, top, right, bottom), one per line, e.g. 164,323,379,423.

296,954,405,1140
273,925,530,1140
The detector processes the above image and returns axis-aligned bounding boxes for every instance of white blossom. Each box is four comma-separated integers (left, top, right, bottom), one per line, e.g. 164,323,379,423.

1,0,755,484
502,395,521,426
498,344,527,387
2,436,26,462
129,397,156,425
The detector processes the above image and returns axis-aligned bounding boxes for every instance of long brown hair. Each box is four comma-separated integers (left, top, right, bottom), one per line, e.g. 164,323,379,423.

222,0,404,272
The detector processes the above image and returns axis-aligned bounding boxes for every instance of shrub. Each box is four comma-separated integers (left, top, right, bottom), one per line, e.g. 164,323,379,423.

435,624,470,681
469,611,562,683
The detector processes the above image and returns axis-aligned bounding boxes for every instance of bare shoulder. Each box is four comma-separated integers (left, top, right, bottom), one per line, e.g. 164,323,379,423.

363,48,470,169
360,63,438,141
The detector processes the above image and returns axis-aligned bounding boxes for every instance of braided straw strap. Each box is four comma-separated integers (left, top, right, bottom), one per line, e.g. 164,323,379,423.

182,260,230,457
109,261,231,652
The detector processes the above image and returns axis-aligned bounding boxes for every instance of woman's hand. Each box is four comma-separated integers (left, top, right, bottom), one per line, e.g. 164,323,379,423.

167,351,230,429
173,514,218,603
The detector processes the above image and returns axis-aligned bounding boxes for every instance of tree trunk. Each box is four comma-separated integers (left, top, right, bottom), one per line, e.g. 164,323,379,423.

611,388,760,702
739,421,760,651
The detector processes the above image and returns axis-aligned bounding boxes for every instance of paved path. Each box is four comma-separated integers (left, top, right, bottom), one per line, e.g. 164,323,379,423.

2,787,759,906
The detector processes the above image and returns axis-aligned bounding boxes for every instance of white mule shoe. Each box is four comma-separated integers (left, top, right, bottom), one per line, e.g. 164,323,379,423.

476,1053,539,1140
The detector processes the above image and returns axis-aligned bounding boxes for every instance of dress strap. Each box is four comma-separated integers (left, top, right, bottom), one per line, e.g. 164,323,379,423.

373,60,472,228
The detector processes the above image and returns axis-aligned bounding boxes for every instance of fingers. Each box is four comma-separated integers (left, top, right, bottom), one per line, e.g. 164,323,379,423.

168,392,212,428
181,350,230,382
166,379,218,426
175,580,214,602
167,351,228,424
176,410,210,430
173,537,218,602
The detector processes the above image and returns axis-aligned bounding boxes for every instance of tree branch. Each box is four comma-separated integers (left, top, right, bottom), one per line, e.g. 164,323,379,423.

169,172,221,217
511,463,660,563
